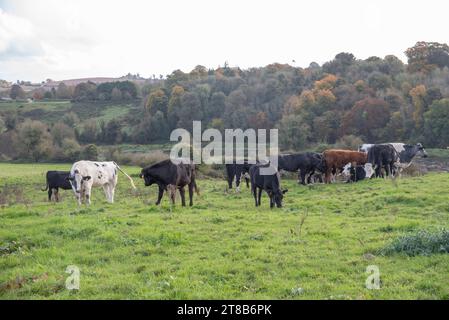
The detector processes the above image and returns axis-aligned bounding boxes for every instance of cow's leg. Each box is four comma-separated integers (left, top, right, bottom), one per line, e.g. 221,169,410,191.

179,187,186,207
156,186,164,205
188,183,194,207
55,188,60,202
48,188,53,202
85,189,92,205
227,175,233,190
325,169,331,184
257,188,263,207
103,185,111,203
300,170,307,185
252,186,258,206
269,195,274,209
235,174,241,193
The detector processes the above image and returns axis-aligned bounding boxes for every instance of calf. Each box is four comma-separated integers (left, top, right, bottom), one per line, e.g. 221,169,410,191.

322,149,367,183
42,171,72,202
225,162,251,192
367,144,399,178
278,153,326,185
68,161,136,205
342,163,374,182
140,159,199,206
249,163,288,208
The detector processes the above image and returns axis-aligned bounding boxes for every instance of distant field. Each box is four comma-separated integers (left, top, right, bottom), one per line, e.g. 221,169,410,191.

0,100,141,130
1,163,449,299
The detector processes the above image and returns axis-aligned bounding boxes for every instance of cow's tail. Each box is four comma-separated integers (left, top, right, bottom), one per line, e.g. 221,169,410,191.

114,162,137,190
41,182,49,192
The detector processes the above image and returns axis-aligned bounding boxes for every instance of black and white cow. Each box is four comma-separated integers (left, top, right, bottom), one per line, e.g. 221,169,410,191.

249,163,288,208
367,144,399,178
390,143,428,173
42,171,72,202
140,159,199,207
362,143,428,176
225,162,252,192
342,163,374,182
278,153,326,185
68,161,136,205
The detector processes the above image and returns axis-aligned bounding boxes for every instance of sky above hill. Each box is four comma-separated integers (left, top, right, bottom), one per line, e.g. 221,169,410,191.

1,0,448,83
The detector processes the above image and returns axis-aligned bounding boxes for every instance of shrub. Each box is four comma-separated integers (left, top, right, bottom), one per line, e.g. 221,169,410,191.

381,229,449,256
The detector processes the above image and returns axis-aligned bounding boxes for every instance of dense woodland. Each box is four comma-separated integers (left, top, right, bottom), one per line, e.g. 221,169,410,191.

2,41,449,162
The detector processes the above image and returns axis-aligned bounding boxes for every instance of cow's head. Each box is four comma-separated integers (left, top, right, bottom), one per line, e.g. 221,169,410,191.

416,143,428,158
67,170,91,193
314,154,327,173
342,163,352,177
269,189,288,208
140,169,155,187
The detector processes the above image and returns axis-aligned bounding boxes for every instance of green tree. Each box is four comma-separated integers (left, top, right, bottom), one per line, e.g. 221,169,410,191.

424,99,449,147
16,120,53,162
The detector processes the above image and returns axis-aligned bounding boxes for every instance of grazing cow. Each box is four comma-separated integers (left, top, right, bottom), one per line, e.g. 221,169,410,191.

249,163,288,208
322,149,367,183
367,144,399,178
225,162,252,192
342,163,374,182
42,171,72,202
278,153,326,185
68,161,136,205
140,159,199,206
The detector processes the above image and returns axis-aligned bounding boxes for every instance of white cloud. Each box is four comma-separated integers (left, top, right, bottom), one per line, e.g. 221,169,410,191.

1,0,449,82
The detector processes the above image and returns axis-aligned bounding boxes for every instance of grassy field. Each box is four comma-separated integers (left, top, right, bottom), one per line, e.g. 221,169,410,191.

0,163,449,299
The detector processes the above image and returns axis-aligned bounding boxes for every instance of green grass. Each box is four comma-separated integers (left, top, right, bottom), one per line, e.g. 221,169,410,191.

1,163,449,299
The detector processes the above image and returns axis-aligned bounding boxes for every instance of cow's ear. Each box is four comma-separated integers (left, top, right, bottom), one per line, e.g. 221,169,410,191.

282,189,288,194
139,173,144,179
83,176,91,181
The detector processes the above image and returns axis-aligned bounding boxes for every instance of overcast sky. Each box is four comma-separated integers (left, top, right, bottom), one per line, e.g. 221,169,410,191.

1,0,448,82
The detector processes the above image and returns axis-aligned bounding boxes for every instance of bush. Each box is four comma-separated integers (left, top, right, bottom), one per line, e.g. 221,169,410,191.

381,229,449,256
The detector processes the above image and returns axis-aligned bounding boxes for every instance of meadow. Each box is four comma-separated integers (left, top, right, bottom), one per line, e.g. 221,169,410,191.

0,163,449,299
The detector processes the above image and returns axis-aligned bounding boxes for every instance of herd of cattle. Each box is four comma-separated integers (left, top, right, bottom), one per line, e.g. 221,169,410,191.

42,142,428,209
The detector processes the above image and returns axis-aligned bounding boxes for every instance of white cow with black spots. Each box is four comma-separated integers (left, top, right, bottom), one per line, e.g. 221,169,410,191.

68,161,136,205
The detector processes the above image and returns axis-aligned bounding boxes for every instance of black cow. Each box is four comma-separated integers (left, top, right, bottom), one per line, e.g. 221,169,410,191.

140,159,199,206
225,162,252,192
250,163,288,208
367,144,398,178
278,153,326,185
42,171,72,202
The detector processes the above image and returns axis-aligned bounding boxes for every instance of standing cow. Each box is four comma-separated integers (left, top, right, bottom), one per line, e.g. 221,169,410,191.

225,161,252,192
42,171,72,202
140,159,199,206
367,144,399,178
68,161,136,205
249,163,288,208
322,149,367,184
362,143,428,176
278,153,326,185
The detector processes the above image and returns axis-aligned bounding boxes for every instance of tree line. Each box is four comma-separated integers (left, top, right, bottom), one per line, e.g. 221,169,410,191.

2,41,449,162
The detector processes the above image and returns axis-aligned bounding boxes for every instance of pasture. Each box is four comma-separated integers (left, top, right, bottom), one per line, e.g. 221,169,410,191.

0,163,448,299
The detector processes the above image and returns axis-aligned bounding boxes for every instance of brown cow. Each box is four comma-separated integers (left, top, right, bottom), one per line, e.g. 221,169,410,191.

322,149,367,183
